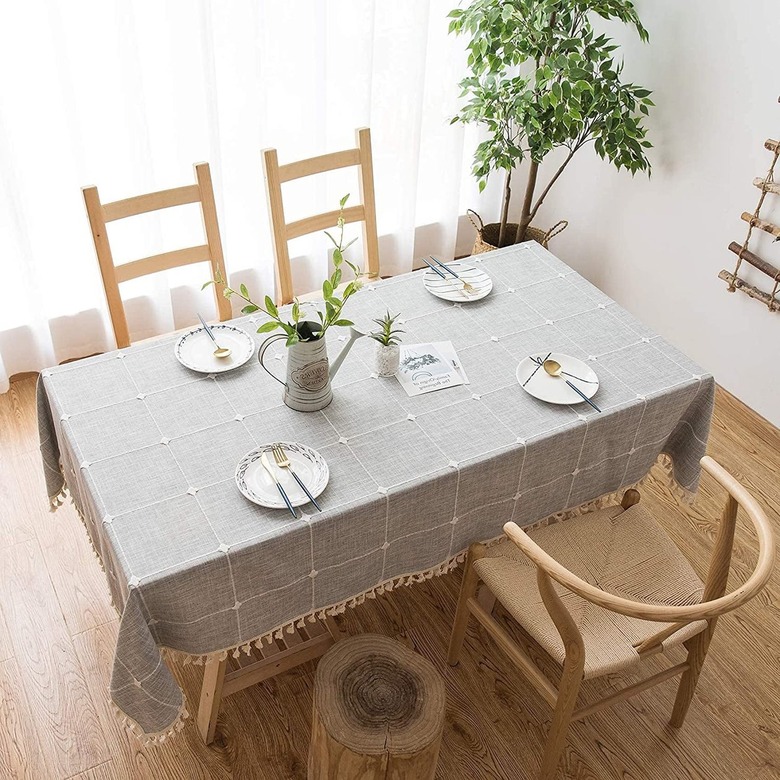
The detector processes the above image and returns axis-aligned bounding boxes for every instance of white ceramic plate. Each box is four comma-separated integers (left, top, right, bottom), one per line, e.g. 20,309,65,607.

516,352,599,405
174,325,255,374
423,261,492,302
235,441,329,510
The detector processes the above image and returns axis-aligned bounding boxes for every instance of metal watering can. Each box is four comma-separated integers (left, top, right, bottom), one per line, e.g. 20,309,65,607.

258,324,364,412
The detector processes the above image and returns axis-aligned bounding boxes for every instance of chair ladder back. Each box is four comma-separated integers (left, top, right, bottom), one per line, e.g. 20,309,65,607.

262,127,380,305
82,162,230,349
356,127,380,283
83,184,129,348
262,147,294,306
194,162,232,324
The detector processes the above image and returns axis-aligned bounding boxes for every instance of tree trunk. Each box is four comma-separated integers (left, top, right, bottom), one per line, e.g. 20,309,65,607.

308,634,446,780
515,160,539,244
517,142,583,244
498,169,512,247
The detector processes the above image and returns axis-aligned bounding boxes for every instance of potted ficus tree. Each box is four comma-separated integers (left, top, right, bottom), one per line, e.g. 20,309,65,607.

449,0,654,249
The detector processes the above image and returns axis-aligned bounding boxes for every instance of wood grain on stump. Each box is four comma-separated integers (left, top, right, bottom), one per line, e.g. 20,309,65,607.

308,634,445,780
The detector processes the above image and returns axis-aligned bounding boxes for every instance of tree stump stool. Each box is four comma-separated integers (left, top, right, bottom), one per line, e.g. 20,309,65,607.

308,634,446,780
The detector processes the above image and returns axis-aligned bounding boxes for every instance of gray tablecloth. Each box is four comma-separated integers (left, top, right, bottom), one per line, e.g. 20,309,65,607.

37,242,714,741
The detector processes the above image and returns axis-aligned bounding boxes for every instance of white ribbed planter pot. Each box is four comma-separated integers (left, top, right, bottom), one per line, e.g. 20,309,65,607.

374,343,400,377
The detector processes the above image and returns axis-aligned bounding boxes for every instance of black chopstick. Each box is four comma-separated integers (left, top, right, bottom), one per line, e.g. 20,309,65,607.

564,380,602,412
421,257,447,279
289,470,322,511
523,352,551,387
430,256,460,279
275,482,298,518
197,312,218,345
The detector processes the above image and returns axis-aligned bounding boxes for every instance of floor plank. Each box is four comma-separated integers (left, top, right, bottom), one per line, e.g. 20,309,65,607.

0,599,13,663
72,619,233,780
0,659,47,780
1,376,779,779
0,453,37,549
0,540,109,778
21,451,117,637
68,761,121,780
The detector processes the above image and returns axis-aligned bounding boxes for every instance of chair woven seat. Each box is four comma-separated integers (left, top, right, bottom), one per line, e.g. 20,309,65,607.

474,503,707,679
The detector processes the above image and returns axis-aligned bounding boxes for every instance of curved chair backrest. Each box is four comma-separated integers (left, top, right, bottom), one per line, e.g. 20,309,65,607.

503,456,775,624
83,162,231,349
262,127,380,305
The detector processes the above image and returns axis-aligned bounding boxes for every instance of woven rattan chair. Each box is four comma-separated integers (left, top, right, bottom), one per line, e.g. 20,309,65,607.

448,456,774,780
262,127,380,305
83,162,231,349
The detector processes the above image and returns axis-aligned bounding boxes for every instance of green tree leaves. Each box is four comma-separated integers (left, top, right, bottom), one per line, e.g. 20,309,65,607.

449,0,653,223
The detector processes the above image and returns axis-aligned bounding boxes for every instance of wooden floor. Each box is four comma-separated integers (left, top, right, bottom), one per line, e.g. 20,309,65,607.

1,377,778,780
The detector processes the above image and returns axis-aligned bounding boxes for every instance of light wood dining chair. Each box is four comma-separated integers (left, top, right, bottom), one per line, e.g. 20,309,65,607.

82,162,231,349
448,456,774,780
262,127,380,305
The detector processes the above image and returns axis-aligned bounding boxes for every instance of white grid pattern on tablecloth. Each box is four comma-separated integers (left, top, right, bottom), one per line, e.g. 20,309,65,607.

38,241,715,739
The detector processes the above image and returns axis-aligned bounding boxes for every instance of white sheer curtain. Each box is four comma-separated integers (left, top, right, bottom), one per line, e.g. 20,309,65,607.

0,0,505,392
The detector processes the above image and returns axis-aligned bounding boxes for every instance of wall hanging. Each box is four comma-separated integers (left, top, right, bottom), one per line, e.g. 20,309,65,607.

719,99,780,312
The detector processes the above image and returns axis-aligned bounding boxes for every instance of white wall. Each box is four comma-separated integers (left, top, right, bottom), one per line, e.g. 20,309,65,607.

526,0,780,426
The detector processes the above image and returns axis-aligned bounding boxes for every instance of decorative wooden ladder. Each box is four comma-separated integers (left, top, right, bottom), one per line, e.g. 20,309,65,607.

719,101,780,311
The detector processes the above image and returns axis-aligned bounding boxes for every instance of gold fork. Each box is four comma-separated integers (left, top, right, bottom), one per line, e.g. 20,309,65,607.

429,256,478,295
272,445,322,511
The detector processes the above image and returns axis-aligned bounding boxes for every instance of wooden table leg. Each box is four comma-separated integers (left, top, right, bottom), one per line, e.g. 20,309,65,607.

195,621,340,744
198,657,227,744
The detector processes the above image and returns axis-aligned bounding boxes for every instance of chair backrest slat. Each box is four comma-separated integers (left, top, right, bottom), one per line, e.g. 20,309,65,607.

113,245,212,283
262,127,380,305
102,184,202,222
82,161,231,349
286,205,367,241
278,148,361,183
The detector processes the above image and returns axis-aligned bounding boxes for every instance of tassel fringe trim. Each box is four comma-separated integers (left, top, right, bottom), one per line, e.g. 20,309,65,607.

111,700,189,746
49,483,69,511
50,482,119,612
156,461,674,672
653,453,697,505
50,484,106,573
49,455,696,742
164,550,472,671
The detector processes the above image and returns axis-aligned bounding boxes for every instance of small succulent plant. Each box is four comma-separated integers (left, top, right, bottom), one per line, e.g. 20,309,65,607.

369,311,404,347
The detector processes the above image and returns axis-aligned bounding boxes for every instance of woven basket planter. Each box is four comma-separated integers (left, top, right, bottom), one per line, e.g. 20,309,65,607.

467,210,568,254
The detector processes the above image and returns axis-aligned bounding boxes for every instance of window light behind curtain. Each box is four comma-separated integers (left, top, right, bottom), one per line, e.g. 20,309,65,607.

0,0,506,392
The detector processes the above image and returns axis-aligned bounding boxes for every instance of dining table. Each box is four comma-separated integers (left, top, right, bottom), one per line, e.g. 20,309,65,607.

37,241,715,743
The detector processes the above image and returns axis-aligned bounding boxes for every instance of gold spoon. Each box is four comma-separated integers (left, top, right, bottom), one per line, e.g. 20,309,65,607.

197,313,231,359
542,359,601,412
